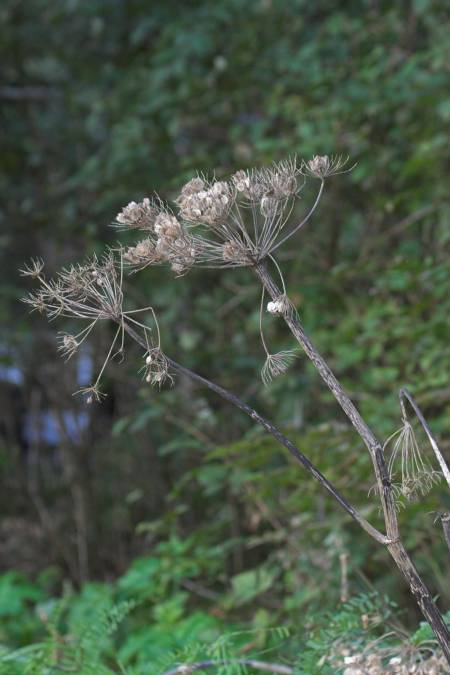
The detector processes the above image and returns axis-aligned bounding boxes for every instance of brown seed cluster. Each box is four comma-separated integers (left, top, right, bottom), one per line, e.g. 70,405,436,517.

117,155,352,271
22,252,172,401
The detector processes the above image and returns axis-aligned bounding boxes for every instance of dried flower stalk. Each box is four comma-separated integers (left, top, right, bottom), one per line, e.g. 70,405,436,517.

23,152,450,662
116,153,449,659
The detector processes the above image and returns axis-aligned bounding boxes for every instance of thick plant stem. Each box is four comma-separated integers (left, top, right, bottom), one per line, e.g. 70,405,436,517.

253,261,450,663
254,261,398,535
388,539,450,662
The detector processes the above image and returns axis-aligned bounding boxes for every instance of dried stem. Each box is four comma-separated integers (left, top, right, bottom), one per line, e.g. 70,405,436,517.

253,260,450,663
121,320,389,545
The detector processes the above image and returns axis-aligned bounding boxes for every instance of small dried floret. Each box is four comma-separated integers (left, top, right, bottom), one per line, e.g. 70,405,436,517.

116,198,158,230
177,179,233,226
142,348,173,388
75,385,106,404
384,420,442,504
124,238,160,266
58,333,79,359
23,291,47,314
302,154,353,179
400,470,441,502
232,169,266,203
261,350,297,386
19,258,45,279
306,155,331,178
263,158,299,199
178,176,206,198
154,212,182,240
260,194,279,218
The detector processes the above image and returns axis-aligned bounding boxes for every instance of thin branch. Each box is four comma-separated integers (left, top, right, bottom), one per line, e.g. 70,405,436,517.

122,320,390,546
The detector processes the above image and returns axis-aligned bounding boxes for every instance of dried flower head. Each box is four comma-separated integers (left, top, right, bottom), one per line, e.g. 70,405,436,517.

22,251,171,400
302,154,354,179
75,385,107,405
142,348,173,388
119,200,198,275
384,420,441,502
261,350,297,387
120,154,354,272
19,258,45,279
177,179,233,226
57,332,79,360
116,197,158,230
124,238,160,267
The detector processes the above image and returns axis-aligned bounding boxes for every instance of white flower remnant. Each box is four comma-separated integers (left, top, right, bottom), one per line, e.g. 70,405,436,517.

266,295,293,316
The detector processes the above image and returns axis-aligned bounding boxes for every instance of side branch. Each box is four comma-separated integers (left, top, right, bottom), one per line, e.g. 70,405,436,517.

122,320,390,545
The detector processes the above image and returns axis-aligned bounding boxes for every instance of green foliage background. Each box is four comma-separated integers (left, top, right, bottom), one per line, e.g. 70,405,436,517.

0,0,449,671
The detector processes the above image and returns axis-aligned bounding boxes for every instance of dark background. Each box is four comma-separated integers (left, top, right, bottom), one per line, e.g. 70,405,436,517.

0,0,449,668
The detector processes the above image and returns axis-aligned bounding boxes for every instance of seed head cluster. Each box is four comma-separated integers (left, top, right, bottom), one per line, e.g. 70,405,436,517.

22,155,354,396
21,252,171,401
22,253,123,323
118,155,352,272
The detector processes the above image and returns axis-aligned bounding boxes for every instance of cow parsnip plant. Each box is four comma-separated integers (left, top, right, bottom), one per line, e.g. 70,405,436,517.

22,155,450,663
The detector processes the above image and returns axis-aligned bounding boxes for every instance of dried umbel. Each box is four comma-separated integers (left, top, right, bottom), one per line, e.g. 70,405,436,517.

116,197,158,230
57,332,79,360
177,178,233,225
384,419,441,503
142,348,172,388
22,252,172,400
22,253,123,322
301,154,354,179
118,154,353,272
261,350,297,387
120,201,198,275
